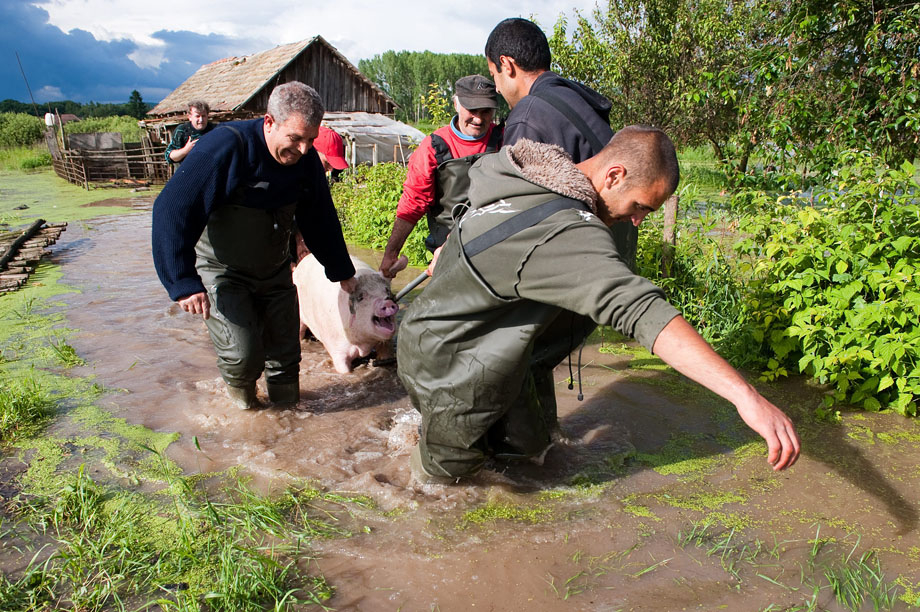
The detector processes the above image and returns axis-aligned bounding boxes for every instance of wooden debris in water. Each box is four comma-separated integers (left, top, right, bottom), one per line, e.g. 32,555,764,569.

0,219,68,293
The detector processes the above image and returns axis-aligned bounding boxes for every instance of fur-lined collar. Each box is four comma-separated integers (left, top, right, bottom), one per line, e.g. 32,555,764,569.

506,139,598,214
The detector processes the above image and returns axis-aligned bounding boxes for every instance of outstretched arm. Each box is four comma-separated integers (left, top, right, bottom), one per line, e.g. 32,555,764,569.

651,316,801,471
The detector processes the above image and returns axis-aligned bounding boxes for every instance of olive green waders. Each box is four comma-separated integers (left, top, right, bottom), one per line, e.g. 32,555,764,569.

400,198,594,479
195,202,301,406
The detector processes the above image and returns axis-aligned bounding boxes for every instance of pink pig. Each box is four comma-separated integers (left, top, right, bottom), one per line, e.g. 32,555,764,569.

293,254,407,373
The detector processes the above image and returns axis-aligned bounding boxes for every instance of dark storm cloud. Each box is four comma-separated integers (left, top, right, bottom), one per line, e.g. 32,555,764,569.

1,0,261,104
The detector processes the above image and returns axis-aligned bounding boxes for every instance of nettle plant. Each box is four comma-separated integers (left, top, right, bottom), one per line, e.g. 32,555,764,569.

734,151,920,416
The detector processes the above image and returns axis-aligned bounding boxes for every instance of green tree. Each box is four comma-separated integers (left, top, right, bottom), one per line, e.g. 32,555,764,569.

751,0,920,176
549,0,772,180
126,90,147,120
359,51,490,122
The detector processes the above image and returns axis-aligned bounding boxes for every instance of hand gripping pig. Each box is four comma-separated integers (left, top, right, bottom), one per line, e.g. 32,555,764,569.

293,254,408,373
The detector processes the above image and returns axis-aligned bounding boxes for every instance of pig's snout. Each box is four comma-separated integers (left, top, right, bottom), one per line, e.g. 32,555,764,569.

374,298,398,318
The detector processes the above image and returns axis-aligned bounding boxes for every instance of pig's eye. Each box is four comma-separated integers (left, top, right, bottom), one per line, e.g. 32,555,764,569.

355,291,366,302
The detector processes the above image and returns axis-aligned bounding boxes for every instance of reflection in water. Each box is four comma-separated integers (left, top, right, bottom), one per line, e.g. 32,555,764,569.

50,204,920,611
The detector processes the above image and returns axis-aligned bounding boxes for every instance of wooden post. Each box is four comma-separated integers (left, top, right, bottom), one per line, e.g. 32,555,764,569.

661,194,678,278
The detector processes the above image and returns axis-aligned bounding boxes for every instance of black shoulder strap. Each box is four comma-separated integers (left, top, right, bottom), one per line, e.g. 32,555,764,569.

530,90,606,154
463,197,588,258
430,133,452,165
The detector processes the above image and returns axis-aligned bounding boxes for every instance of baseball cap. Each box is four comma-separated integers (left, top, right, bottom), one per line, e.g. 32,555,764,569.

455,75,498,110
314,126,348,170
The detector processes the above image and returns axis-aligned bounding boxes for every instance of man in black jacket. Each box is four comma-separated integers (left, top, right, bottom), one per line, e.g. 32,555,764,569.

485,17,613,164
485,17,633,430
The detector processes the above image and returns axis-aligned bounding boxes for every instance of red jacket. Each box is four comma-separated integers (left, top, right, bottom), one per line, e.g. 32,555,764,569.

396,121,500,224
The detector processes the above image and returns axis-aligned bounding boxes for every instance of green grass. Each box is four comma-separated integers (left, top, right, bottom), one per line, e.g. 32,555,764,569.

5,456,361,610
0,197,356,608
0,371,56,442
677,521,902,611
48,337,85,367
0,144,52,172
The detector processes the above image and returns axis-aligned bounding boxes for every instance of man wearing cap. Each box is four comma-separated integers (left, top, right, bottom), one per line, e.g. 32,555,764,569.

290,126,351,264
379,75,502,278
314,126,349,178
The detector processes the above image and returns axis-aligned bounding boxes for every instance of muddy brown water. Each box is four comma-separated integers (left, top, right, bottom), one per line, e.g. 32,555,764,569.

44,200,920,611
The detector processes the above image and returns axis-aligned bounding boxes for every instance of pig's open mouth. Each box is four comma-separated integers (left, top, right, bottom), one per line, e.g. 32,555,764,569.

373,314,396,335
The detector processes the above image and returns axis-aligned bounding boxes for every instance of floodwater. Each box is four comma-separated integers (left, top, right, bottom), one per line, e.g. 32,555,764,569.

48,200,920,611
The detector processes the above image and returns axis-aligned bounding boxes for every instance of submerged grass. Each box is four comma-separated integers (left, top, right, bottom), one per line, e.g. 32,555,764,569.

677,520,903,611
0,192,364,609
4,446,367,610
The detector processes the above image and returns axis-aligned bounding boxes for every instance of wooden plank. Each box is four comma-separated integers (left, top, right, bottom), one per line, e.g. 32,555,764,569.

0,219,45,272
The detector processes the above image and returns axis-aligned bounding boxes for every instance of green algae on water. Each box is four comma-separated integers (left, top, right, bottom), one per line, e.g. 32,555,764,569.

0,169,157,226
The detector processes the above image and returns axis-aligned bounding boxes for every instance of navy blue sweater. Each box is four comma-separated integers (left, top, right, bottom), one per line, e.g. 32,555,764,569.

152,118,355,301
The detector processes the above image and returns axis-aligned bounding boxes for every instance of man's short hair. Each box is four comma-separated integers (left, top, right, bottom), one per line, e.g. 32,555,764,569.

188,100,210,114
266,82,325,126
606,125,680,194
485,18,552,73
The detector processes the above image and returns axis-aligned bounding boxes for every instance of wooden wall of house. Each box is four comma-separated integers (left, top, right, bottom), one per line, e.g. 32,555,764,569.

242,43,395,115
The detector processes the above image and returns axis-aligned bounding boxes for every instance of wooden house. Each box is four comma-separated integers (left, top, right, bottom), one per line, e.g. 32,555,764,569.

145,36,397,143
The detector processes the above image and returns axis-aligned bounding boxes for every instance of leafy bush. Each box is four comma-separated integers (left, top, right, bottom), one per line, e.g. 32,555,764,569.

64,115,145,141
20,152,52,169
0,112,44,148
331,163,430,267
0,145,50,171
637,203,757,367
734,151,920,416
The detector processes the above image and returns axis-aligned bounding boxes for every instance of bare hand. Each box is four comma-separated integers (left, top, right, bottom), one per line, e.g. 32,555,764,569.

178,292,210,320
339,277,357,293
735,395,801,471
651,316,801,472
426,246,443,277
379,251,401,279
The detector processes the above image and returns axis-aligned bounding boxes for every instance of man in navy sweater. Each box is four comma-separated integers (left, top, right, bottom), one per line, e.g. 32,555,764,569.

152,82,356,409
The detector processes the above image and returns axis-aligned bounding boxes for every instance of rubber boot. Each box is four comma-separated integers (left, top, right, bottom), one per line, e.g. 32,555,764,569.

409,445,458,486
227,383,257,410
267,382,300,405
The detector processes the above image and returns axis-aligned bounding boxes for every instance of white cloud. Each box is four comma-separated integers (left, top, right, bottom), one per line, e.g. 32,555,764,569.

34,0,601,65
127,45,167,70
35,85,65,101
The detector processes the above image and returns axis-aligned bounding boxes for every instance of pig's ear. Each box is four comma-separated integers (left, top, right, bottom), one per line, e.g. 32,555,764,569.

390,255,409,275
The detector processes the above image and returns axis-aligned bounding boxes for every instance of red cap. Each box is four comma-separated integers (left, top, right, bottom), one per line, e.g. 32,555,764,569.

314,126,348,170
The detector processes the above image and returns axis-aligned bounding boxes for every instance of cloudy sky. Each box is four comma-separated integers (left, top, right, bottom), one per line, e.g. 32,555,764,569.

2,0,599,104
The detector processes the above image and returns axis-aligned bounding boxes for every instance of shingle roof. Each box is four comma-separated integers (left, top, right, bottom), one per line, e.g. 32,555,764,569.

148,36,391,117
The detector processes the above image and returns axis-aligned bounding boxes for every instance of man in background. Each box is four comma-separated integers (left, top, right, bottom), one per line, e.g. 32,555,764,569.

484,17,631,430
165,100,214,164
314,126,349,179
379,75,502,278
